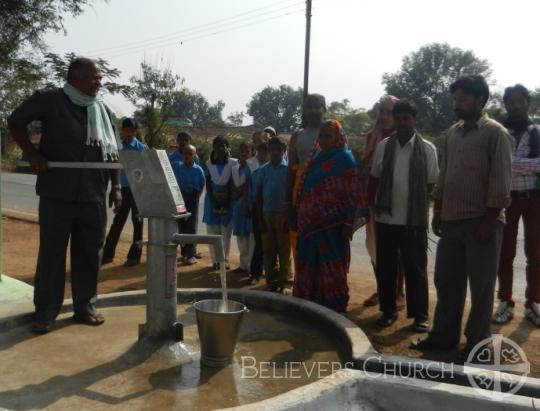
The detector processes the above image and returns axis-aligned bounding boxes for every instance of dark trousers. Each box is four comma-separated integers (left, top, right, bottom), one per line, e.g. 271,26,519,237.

498,197,540,307
35,197,107,322
177,190,200,258
250,215,264,278
376,223,429,321
103,187,143,262
429,218,503,348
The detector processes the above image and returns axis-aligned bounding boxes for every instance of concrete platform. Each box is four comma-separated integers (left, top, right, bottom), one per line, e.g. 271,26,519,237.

0,303,343,410
0,275,33,320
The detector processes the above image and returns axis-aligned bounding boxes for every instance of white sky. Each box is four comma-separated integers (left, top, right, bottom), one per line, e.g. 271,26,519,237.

44,0,540,121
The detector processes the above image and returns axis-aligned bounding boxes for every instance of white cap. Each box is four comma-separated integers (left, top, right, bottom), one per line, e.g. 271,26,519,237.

263,126,276,136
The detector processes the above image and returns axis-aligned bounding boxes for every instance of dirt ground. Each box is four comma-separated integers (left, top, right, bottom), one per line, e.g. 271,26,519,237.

2,216,539,377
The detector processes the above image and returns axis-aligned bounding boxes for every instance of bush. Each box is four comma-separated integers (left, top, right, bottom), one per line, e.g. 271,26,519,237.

1,145,22,171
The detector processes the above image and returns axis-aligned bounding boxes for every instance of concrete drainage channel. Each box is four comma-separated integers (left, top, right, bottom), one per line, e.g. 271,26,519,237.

1,288,539,410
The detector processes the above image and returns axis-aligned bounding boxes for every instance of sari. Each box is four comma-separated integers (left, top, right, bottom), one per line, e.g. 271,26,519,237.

293,120,363,312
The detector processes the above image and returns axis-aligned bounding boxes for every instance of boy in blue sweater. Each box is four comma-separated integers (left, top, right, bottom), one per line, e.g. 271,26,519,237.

171,144,205,265
102,118,147,266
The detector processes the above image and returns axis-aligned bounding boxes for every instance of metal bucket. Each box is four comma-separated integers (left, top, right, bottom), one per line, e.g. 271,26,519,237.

194,299,248,367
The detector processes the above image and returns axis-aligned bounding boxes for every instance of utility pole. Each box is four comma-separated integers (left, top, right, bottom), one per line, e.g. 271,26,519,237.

303,0,312,100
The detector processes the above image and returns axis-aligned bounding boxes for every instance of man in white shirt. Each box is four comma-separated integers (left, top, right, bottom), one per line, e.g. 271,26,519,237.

370,99,439,331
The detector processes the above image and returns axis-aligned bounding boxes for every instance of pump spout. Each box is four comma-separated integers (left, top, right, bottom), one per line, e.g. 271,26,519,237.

171,234,225,263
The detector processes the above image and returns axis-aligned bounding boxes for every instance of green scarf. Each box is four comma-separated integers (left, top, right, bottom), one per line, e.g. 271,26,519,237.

63,83,119,161
375,134,429,227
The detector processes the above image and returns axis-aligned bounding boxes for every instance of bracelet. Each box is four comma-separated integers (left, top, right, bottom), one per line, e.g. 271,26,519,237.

112,185,121,190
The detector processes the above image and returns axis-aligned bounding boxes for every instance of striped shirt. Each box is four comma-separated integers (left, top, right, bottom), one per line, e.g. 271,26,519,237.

509,125,540,191
433,114,512,222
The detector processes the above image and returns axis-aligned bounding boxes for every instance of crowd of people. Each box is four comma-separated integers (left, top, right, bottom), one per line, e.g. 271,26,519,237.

7,57,540,362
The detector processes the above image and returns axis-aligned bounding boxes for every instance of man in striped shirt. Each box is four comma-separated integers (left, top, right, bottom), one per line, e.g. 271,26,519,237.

411,75,512,359
493,84,540,327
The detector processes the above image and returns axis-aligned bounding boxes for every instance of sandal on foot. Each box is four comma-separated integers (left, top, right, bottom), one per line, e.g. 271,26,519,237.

363,292,379,307
492,301,514,324
525,302,540,327
32,320,55,334
73,312,105,326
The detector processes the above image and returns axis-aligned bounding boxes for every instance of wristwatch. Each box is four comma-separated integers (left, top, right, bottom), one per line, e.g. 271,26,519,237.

112,185,121,190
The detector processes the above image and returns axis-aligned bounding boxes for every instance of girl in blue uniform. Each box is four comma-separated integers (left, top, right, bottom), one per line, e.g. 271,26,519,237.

231,142,253,273
203,136,237,270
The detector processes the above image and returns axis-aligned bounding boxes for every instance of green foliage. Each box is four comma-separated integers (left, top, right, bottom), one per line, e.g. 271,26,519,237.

246,85,303,132
485,92,506,124
346,138,367,181
43,52,132,98
130,61,184,148
0,58,45,129
226,111,245,126
171,90,225,127
382,43,492,134
0,0,99,66
531,88,540,121
1,144,23,171
327,99,373,135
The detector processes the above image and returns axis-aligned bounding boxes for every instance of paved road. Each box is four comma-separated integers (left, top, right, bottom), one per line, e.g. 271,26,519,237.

1,171,528,302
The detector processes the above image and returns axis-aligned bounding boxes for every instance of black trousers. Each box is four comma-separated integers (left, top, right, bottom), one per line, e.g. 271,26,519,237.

177,190,200,258
250,215,263,278
103,187,143,262
35,197,107,322
375,222,428,320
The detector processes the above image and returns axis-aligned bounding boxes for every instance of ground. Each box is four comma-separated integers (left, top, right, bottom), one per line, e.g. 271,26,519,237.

2,216,539,377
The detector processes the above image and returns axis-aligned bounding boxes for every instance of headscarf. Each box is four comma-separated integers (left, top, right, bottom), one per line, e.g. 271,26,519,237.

297,120,347,209
294,119,363,235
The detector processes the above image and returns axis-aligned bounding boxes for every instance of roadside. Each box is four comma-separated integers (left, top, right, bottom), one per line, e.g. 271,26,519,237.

2,216,539,377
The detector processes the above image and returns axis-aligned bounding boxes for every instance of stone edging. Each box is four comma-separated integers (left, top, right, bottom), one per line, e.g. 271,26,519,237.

2,287,539,398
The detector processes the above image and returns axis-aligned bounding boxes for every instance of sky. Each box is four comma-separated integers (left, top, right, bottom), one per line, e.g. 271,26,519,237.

44,0,540,122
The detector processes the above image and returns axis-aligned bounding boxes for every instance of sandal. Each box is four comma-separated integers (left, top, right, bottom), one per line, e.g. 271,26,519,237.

492,301,514,324
363,292,379,307
525,302,540,327
73,312,105,326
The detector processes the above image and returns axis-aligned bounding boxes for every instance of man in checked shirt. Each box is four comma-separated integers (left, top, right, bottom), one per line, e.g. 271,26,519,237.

492,84,540,327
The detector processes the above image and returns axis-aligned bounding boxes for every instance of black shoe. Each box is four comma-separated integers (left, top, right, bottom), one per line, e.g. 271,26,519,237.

412,319,430,333
101,257,113,265
459,341,493,364
265,283,279,292
375,313,398,328
409,337,453,350
32,320,55,334
123,259,140,267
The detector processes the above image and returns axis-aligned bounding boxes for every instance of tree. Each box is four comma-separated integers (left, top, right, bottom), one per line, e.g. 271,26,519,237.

246,85,303,132
327,99,352,118
382,43,492,133
226,111,245,127
327,99,373,135
485,92,506,124
43,52,131,98
129,61,184,148
530,88,540,121
171,90,225,127
0,58,44,131
0,0,98,66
